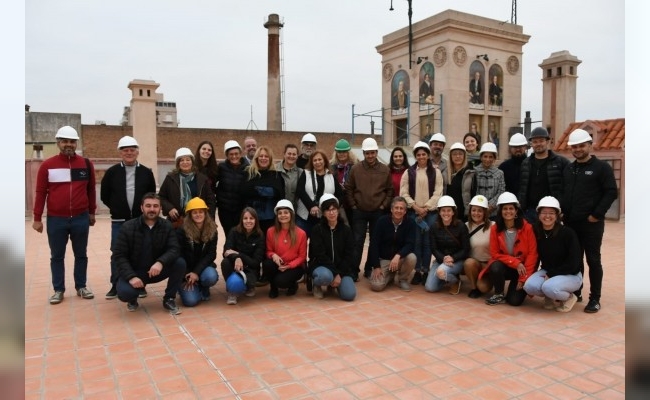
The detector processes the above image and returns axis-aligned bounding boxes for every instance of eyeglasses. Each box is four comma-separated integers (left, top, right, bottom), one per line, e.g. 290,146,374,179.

324,208,338,213
539,211,557,216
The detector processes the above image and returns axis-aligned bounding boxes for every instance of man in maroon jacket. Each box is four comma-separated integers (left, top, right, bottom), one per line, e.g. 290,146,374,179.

32,126,97,305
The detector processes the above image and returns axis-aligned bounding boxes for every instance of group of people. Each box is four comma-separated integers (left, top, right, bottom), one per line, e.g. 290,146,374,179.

32,125,617,315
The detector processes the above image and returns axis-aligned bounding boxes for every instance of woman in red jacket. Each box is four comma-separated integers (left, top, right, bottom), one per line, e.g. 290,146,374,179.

480,192,538,306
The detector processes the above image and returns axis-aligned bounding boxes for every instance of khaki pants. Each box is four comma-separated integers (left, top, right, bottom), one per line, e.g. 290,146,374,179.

370,253,416,292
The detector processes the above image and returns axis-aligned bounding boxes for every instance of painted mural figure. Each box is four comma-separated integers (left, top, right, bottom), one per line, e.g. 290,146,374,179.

392,80,408,110
469,71,483,104
489,75,502,106
419,73,434,104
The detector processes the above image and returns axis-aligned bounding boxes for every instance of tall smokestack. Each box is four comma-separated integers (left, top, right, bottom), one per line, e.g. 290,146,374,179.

264,14,284,131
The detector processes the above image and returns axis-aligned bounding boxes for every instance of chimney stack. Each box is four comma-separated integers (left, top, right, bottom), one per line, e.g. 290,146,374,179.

264,14,284,131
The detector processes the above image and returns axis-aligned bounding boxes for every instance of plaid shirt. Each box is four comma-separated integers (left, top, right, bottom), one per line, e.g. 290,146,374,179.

474,164,506,213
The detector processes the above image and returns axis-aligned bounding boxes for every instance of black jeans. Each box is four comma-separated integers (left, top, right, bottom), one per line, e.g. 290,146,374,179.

351,209,384,276
566,219,605,301
488,260,527,306
261,259,304,290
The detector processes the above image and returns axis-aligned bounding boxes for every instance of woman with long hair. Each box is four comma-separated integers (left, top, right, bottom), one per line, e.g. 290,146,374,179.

240,146,285,233
176,197,219,306
388,146,410,201
261,200,307,298
400,141,443,285
463,195,495,298
221,207,265,305
463,132,481,168
446,142,475,221
523,196,582,312
295,150,343,237
424,196,470,294
195,140,219,199
159,147,215,228
480,192,538,306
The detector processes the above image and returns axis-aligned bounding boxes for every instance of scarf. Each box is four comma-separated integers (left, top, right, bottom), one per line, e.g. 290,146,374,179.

180,172,195,211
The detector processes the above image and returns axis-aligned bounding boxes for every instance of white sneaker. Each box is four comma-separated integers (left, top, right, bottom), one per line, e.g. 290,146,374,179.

556,294,578,313
244,287,256,297
226,294,237,305
313,285,324,299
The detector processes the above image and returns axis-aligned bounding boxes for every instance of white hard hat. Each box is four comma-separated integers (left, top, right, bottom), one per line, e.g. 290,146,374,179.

437,195,457,209
175,147,194,161
429,132,446,144
469,195,489,209
361,137,379,151
117,136,139,149
301,133,317,143
449,142,466,152
508,133,528,146
479,142,498,155
319,193,339,208
536,196,561,213
274,199,294,214
567,129,592,146
55,126,80,140
412,141,430,154
223,140,241,153
497,192,519,206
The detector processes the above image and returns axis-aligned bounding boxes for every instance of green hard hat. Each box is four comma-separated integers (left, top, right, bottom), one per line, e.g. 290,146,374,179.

335,139,351,152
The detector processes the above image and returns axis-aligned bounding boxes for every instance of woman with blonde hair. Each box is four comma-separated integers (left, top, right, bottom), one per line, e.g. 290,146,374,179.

176,197,219,306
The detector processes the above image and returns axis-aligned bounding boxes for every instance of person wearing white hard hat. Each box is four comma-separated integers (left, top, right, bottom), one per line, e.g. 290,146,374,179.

221,207,265,304
480,192,538,306
445,142,475,222
474,142,506,218
100,136,156,299
463,195,495,299
400,141,443,285
523,196,583,312
262,200,307,298
498,133,529,195
297,133,318,169
217,140,249,237
518,127,570,224
424,196,470,295
428,133,449,189
561,128,618,313
159,147,216,228
307,194,357,301
243,136,258,165
345,137,393,280
32,126,97,305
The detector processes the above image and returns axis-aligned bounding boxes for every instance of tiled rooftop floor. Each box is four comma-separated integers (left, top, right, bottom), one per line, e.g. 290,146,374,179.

25,218,625,399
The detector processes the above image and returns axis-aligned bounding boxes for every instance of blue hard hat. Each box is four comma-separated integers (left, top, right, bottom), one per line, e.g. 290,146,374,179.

226,271,247,295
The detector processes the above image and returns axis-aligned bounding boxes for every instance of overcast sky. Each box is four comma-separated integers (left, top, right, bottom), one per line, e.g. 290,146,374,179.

26,0,623,133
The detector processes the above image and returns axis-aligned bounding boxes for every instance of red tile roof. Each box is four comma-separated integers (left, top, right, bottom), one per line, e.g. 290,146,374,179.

554,118,625,151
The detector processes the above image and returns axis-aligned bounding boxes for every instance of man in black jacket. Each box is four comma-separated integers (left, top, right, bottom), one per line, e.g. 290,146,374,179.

113,193,185,314
561,129,618,313
518,127,570,223
100,136,157,299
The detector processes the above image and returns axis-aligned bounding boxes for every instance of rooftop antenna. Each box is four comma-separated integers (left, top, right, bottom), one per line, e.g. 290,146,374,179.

246,105,259,131
511,0,517,24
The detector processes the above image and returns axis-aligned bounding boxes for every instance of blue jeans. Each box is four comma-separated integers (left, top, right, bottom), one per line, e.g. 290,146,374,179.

523,270,582,302
178,264,219,306
424,260,464,292
116,257,186,303
47,212,90,292
312,266,357,301
409,211,436,274
110,221,125,286
352,209,384,274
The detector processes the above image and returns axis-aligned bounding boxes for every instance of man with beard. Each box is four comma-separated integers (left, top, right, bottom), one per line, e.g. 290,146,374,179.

243,136,257,165
498,133,528,194
113,193,185,314
32,126,96,305
518,127,570,223
561,129,618,313
296,133,317,169
428,133,448,193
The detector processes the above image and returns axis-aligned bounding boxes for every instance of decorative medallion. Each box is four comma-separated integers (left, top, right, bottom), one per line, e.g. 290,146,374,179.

453,46,467,67
507,55,520,74
433,46,447,67
383,63,394,81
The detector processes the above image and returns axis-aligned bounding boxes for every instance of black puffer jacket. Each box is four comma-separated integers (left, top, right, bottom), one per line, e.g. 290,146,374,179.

518,151,569,210
429,221,470,264
222,228,265,269
216,159,248,213
561,155,618,222
308,218,356,277
176,228,218,276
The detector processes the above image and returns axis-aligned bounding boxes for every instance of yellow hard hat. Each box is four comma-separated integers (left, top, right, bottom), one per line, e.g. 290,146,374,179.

185,197,208,213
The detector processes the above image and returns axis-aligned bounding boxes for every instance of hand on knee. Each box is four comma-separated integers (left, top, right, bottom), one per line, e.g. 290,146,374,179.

436,267,446,280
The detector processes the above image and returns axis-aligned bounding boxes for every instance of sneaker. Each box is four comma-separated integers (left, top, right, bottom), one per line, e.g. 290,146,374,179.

584,299,601,313
468,288,481,298
486,293,506,306
410,272,422,285
313,285,324,299
268,286,279,299
244,287,256,297
162,297,182,315
449,280,462,295
398,280,412,292
49,291,64,304
127,300,139,312
138,288,148,298
556,294,578,313
105,286,117,299
76,287,95,299
297,275,305,283
200,286,211,301
576,294,583,302
226,294,237,305
543,296,555,310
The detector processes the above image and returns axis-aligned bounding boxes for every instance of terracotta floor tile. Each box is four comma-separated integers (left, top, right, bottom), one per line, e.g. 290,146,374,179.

329,368,368,386
345,379,388,399
372,373,412,393
120,383,158,400
272,382,311,398
193,382,236,398
300,374,339,393
81,378,118,395
239,389,276,399
317,387,357,400
227,375,265,394
154,376,192,395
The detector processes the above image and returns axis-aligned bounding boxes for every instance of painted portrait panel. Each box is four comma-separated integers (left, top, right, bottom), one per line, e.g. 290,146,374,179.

391,69,410,112
418,62,435,104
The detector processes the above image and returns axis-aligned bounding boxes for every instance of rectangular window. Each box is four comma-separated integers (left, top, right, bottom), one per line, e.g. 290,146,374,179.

139,89,143,96
546,69,552,78
557,67,562,76
569,66,574,75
